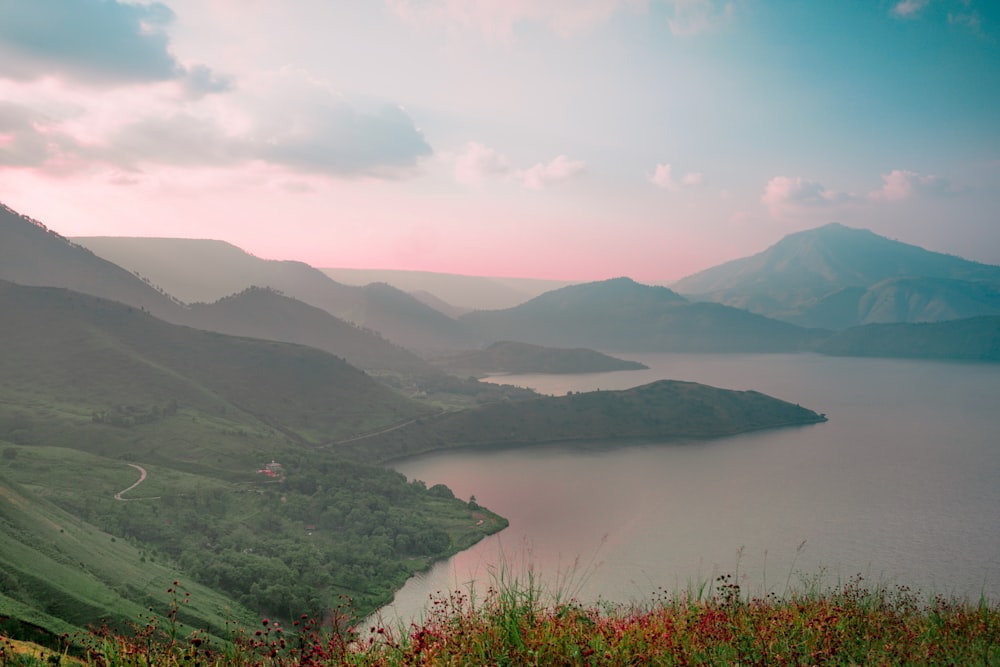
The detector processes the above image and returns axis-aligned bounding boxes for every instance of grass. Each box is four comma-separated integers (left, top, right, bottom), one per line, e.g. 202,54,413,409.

3,570,997,666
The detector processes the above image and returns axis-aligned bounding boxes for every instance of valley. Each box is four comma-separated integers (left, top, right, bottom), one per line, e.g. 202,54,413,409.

1,200,998,651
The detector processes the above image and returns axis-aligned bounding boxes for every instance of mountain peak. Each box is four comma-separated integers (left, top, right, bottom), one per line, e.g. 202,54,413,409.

671,223,1000,326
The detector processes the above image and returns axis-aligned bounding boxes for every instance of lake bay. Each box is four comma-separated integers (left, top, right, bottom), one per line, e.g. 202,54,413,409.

375,353,1000,625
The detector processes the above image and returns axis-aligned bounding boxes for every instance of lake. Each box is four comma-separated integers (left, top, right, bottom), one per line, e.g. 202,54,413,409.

372,353,1000,626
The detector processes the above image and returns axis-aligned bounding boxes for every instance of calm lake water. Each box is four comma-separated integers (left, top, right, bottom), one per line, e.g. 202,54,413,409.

373,353,1000,626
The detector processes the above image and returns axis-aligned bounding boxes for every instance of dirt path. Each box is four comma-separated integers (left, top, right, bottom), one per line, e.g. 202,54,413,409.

326,411,443,447
114,463,157,501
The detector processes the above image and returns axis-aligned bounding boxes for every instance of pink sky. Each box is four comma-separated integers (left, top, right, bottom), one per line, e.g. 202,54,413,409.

2,1,998,281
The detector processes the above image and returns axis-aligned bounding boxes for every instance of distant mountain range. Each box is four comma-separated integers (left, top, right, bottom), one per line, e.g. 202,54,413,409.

672,223,1000,329
460,277,829,353
319,267,574,311
72,235,475,353
5,201,999,361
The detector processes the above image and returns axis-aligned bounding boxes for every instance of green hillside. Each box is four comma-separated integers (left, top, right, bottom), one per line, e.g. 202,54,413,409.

340,380,827,461
0,281,506,639
0,462,259,642
817,316,1000,360
434,341,648,375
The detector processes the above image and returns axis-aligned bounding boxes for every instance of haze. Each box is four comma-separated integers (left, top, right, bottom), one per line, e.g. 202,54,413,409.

2,1,998,282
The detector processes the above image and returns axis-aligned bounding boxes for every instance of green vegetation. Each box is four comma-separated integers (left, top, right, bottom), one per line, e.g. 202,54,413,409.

0,282,505,638
3,572,997,666
433,340,648,376
341,380,827,461
817,316,1000,361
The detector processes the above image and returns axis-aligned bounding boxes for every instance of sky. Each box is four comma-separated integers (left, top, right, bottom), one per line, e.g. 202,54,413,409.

1,0,998,282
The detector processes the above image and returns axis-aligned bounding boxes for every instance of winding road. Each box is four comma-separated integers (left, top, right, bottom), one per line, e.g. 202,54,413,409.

114,463,157,501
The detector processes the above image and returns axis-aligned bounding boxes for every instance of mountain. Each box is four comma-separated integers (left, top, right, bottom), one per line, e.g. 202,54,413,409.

433,341,649,376
0,280,429,447
340,379,827,461
0,203,184,320
816,316,1000,361
0,280,505,632
672,223,1000,328
72,236,475,352
459,277,827,353
320,267,575,311
182,286,435,374
773,277,1000,329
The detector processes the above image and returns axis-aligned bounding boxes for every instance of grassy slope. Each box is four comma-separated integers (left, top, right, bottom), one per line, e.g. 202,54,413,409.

0,283,506,638
0,458,259,640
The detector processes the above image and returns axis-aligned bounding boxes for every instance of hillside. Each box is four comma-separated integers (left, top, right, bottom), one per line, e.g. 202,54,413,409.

816,316,1000,360
73,235,475,352
0,281,428,447
672,223,1000,328
460,277,827,353
0,469,259,643
0,280,505,634
182,286,435,375
0,204,184,320
433,341,648,376
340,379,826,461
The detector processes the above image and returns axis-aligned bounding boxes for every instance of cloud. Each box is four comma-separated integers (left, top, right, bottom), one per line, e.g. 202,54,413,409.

869,169,952,201
181,64,236,99
649,163,703,190
520,155,586,190
761,176,854,215
0,0,236,97
0,0,180,84
0,101,84,172
948,10,982,32
257,102,432,178
452,142,585,189
666,0,735,36
106,112,247,168
891,0,931,18
454,142,511,185
389,0,737,39
387,0,642,39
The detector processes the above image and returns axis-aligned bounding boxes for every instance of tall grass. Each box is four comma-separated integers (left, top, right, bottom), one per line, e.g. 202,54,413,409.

2,570,998,665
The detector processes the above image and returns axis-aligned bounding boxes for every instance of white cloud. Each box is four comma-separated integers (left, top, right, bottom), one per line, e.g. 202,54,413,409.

869,169,952,201
454,141,511,185
521,155,586,190
891,0,931,18
0,0,186,85
761,176,854,216
666,0,735,36
650,163,703,190
948,10,982,32
681,171,704,186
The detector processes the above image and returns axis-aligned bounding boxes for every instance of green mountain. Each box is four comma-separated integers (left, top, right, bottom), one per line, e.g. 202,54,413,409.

434,341,648,376
73,235,475,353
340,379,827,461
182,286,434,375
816,316,1000,360
0,280,505,637
460,277,826,353
672,223,1000,328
